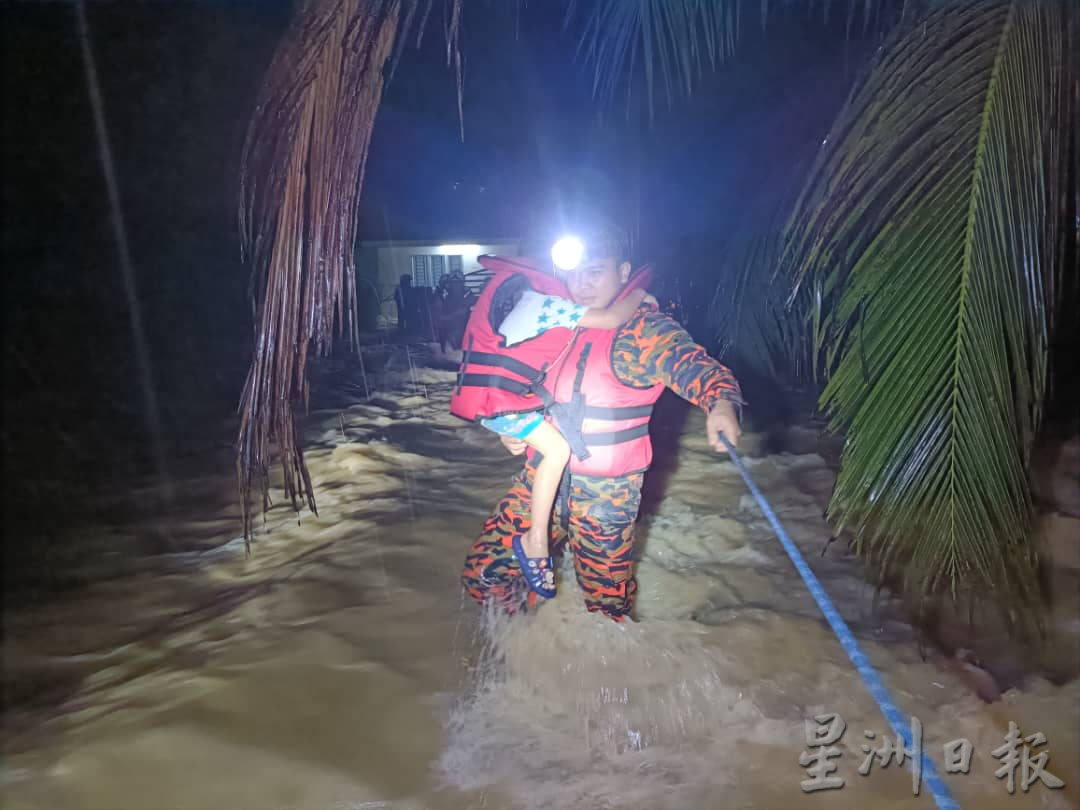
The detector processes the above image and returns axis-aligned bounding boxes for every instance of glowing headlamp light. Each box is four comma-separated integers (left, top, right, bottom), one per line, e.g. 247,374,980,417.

551,235,585,271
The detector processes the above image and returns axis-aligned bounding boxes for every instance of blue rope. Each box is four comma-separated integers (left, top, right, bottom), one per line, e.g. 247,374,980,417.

719,436,959,809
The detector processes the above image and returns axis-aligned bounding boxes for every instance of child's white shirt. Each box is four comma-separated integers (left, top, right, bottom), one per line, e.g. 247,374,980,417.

497,289,590,346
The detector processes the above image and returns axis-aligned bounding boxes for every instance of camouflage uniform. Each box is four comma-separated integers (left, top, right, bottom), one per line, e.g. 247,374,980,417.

461,309,743,620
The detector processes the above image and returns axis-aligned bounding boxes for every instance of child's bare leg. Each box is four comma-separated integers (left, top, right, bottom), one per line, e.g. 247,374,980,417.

521,420,571,559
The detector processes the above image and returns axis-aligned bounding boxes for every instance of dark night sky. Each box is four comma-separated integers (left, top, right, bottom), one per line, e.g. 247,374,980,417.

364,4,861,252
4,3,860,312
1,1,864,532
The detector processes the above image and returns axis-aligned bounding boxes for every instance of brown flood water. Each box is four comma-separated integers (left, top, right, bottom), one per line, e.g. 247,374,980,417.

2,362,1077,810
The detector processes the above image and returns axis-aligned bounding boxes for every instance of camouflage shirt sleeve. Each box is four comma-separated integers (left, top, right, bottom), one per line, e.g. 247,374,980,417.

612,309,746,413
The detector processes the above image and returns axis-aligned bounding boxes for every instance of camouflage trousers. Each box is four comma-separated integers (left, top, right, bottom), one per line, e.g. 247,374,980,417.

461,458,644,621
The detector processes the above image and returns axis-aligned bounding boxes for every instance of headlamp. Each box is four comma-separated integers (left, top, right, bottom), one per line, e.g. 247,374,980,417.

551,235,585,272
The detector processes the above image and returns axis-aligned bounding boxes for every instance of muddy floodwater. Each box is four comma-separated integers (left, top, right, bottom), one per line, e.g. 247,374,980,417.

3,356,1077,810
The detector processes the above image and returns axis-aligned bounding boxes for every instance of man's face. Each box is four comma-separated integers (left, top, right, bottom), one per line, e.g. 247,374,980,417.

561,257,631,308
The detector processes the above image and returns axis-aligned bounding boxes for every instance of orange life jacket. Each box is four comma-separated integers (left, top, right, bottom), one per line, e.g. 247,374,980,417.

450,255,662,477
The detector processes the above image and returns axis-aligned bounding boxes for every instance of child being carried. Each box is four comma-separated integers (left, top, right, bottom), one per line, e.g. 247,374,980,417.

481,283,655,599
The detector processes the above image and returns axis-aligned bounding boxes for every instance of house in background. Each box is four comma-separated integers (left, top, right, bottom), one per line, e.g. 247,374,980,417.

356,237,520,328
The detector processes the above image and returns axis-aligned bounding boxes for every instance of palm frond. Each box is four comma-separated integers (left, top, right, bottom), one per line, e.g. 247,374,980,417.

237,0,462,546
782,0,1075,626
566,0,908,115
707,143,822,389
709,233,810,384
567,0,742,115
237,0,402,546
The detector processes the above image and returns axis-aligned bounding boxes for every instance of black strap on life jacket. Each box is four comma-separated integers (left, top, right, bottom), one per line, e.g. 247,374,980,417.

458,334,654,456
455,335,473,395
557,462,573,533
583,423,651,445
456,340,556,407
547,343,593,461
464,350,546,383
549,342,654,530
583,404,654,421
547,341,656,459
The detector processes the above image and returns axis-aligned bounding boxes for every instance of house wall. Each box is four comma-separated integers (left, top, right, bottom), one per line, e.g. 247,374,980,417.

357,240,519,327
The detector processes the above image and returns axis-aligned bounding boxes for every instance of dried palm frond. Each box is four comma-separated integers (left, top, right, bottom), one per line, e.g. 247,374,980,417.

236,0,462,546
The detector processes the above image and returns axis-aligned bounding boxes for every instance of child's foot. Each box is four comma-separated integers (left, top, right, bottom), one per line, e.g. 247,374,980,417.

520,529,548,560
512,535,556,599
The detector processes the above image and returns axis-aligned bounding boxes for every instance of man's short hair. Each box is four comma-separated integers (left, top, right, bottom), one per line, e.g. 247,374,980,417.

583,223,631,264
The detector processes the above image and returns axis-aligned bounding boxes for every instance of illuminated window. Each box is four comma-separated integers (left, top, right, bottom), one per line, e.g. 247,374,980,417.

430,255,446,287
448,255,463,275
410,255,430,287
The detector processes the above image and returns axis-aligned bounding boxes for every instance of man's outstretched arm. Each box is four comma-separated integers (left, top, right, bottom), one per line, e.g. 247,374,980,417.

613,311,746,448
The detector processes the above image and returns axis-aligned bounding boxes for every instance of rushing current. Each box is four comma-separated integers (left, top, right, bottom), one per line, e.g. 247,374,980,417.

2,348,1077,810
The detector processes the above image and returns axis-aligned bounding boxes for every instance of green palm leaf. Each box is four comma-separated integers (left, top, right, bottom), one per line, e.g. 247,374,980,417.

567,0,908,114
782,0,1075,625
567,0,743,114
709,233,811,384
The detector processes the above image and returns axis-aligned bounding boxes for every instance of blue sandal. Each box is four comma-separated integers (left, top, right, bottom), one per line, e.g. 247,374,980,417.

512,535,557,599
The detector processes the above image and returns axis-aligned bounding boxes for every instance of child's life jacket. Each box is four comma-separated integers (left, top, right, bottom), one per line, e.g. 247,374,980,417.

450,255,657,471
